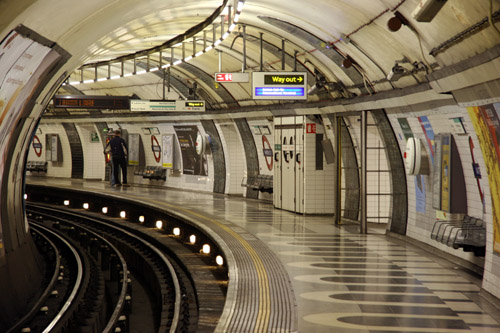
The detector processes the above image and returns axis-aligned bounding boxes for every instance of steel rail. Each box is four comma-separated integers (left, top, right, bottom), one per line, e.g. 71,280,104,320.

29,203,181,332
28,222,84,333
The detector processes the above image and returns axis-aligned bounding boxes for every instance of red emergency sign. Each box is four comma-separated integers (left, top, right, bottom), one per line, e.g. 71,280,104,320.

216,73,233,82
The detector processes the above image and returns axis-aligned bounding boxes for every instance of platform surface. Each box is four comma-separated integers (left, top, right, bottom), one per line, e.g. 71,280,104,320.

28,178,500,332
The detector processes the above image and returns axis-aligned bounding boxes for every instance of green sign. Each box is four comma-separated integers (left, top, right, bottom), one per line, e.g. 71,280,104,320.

275,144,282,151
397,118,413,140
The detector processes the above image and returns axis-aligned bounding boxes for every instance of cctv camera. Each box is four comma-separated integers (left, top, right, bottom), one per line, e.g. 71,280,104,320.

387,64,405,81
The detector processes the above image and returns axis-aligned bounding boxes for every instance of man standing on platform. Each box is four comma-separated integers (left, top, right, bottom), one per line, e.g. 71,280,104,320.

107,130,129,187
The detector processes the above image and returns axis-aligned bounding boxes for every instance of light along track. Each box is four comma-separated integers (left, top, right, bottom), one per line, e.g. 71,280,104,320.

26,202,185,332
9,221,85,333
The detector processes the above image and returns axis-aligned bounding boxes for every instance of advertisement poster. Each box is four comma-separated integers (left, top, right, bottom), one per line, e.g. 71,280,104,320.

0,29,61,243
418,116,435,164
173,125,208,176
440,135,450,212
468,104,500,253
398,118,426,213
162,134,174,168
128,134,140,166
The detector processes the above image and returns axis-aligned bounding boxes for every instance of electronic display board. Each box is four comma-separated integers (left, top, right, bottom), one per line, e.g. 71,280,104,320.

53,95,130,109
252,72,307,100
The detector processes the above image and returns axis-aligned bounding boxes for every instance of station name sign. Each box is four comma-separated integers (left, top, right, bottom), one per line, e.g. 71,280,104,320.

252,72,307,100
130,100,205,112
53,95,130,109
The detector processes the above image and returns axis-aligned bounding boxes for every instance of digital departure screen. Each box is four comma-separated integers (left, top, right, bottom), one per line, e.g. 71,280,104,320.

53,95,130,109
255,87,305,97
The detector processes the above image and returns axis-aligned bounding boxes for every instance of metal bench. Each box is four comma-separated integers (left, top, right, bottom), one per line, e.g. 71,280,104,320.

142,166,167,181
26,161,48,173
241,175,273,193
430,215,485,257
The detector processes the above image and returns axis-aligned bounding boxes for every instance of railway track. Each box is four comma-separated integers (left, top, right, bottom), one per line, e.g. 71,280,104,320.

15,202,210,332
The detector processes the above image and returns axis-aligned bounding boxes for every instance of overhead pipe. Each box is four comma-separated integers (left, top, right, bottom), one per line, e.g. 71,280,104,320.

242,24,247,71
219,50,223,72
167,67,171,92
163,69,166,100
281,39,286,70
260,32,264,71
293,50,298,72
221,15,225,37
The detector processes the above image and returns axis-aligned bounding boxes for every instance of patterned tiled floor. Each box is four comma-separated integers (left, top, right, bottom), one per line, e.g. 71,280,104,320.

29,179,500,332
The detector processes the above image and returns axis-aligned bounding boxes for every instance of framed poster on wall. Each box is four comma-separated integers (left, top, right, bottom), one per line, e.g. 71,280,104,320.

128,134,140,166
162,134,174,168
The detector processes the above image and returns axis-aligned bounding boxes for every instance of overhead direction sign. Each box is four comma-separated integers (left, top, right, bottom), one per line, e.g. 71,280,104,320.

130,100,205,112
252,72,307,100
264,74,305,85
215,72,249,83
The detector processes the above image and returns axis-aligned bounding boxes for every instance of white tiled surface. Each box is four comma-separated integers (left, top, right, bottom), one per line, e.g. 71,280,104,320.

343,114,391,223
247,119,274,201
76,124,105,180
217,121,246,196
35,123,72,178
303,121,335,214
37,109,500,301
386,104,499,299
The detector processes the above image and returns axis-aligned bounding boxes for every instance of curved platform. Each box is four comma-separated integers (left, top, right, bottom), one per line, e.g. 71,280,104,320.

27,178,500,333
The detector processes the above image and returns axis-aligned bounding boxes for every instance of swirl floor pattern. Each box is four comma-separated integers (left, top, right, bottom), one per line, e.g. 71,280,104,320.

29,178,500,332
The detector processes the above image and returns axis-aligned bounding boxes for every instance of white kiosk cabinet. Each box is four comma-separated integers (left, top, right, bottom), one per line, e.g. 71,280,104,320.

274,116,335,214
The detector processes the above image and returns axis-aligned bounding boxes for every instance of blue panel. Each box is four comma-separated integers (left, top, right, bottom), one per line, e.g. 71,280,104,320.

255,87,305,97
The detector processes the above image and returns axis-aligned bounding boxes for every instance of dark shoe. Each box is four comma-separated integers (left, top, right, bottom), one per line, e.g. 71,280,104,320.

122,183,130,187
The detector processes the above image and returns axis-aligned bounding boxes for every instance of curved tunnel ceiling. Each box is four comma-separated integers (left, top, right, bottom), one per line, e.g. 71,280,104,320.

2,0,500,113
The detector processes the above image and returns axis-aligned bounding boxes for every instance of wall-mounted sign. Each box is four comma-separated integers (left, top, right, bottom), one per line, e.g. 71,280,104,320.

90,132,100,142
32,135,43,157
306,123,317,134
53,95,130,109
151,135,161,163
450,117,467,134
252,72,307,100
131,100,205,112
215,72,249,83
141,127,160,135
262,135,273,171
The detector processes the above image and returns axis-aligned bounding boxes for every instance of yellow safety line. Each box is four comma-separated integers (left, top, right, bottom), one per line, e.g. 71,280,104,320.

136,197,271,332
